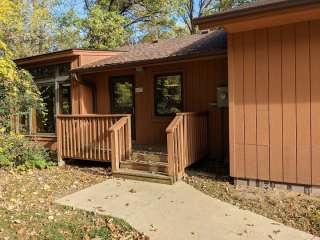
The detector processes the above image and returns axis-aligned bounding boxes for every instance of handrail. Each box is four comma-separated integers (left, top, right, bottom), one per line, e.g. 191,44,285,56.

166,115,182,133
56,114,130,118
109,117,129,132
110,116,132,172
167,112,208,181
176,112,207,116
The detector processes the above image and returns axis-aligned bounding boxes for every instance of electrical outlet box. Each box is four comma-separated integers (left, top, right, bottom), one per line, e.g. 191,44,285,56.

217,86,228,108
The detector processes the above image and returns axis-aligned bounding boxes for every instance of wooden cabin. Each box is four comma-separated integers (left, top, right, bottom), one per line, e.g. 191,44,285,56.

16,32,228,184
194,0,320,193
15,0,320,192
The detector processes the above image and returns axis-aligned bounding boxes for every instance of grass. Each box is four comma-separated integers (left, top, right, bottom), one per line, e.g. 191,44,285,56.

0,165,145,240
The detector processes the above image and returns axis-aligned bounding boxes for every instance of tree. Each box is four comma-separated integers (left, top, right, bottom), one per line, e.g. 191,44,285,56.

82,5,129,49
0,0,43,130
54,9,82,50
82,0,185,48
178,0,252,34
0,0,58,58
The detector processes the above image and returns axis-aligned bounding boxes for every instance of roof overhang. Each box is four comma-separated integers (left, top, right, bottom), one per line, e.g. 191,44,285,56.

72,51,227,75
194,0,320,33
15,49,122,67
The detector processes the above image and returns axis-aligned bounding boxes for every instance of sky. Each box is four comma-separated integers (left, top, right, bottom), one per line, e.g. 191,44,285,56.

53,0,203,21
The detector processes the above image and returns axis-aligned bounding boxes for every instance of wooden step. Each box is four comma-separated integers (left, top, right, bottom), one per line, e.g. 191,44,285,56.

131,151,167,163
113,169,174,185
120,160,168,174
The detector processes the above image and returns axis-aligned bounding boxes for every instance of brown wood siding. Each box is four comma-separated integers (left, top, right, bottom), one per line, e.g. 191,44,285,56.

229,20,320,186
79,83,94,114
310,20,320,186
27,135,57,150
81,57,228,160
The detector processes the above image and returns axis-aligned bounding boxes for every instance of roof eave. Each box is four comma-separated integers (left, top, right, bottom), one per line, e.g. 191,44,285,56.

15,48,125,66
193,0,320,29
72,51,227,75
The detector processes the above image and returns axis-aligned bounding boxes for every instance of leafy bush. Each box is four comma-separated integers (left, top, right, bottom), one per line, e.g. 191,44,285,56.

0,131,56,170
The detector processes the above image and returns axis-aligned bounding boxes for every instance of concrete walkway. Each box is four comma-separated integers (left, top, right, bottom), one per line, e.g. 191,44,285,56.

56,179,318,240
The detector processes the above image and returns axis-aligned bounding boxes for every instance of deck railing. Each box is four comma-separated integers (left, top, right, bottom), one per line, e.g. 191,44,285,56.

109,116,132,172
56,114,130,163
166,112,208,180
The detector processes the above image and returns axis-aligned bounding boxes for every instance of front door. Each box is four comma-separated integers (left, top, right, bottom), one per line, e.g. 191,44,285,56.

110,76,135,139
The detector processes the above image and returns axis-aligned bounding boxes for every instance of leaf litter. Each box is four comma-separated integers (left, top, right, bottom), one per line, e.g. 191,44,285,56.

184,170,320,237
0,165,148,240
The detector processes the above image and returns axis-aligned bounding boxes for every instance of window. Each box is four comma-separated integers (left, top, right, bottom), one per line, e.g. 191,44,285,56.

59,83,71,114
29,65,55,80
155,73,183,116
37,85,56,133
27,63,71,134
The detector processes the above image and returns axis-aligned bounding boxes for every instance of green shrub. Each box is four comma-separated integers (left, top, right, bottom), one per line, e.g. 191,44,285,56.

0,131,56,170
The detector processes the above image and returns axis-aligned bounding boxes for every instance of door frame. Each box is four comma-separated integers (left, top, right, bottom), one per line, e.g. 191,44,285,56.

109,75,136,140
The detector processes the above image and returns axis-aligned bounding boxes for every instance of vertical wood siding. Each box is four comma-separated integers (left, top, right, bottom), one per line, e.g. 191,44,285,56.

229,20,320,186
81,57,228,160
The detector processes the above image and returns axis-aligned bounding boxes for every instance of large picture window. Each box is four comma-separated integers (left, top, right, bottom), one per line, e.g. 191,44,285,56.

28,63,71,134
155,73,183,116
37,85,56,133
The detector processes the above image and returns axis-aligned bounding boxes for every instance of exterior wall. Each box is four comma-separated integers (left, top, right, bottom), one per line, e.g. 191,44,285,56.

79,52,120,66
228,19,320,186
27,135,57,150
81,57,228,160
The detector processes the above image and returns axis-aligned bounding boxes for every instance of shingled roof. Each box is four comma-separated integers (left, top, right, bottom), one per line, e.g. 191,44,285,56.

74,30,227,73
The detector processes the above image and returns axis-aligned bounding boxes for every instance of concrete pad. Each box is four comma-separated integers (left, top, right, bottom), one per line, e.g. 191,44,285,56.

56,179,318,240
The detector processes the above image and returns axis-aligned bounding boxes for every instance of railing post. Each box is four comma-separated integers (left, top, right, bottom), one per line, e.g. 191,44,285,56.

111,130,119,172
56,117,65,167
126,116,132,160
167,131,175,179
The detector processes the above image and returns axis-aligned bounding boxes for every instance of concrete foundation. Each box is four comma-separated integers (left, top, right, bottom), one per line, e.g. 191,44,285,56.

235,178,320,196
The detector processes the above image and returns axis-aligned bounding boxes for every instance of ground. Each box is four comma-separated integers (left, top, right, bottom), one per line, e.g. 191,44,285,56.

1,161,319,239
0,163,146,240
184,168,320,237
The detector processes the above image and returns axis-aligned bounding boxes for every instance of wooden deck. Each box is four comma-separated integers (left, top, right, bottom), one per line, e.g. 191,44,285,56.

56,112,209,183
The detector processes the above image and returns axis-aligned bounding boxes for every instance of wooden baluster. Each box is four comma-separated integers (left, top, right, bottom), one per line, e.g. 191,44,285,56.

88,118,90,160
102,118,105,161
92,118,95,160
176,127,180,176
106,119,109,161
167,131,174,179
120,127,124,161
84,118,87,159
72,118,76,157
77,118,80,157
126,116,132,159
93,118,97,160
111,129,119,172
66,118,69,157
61,118,65,158
78,117,83,159
174,128,178,176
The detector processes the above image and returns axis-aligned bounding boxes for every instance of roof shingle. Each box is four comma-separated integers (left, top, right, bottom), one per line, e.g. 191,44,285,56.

75,30,227,72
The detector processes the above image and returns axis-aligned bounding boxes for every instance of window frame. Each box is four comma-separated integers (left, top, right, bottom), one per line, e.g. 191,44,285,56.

154,72,183,117
27,62,71,135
